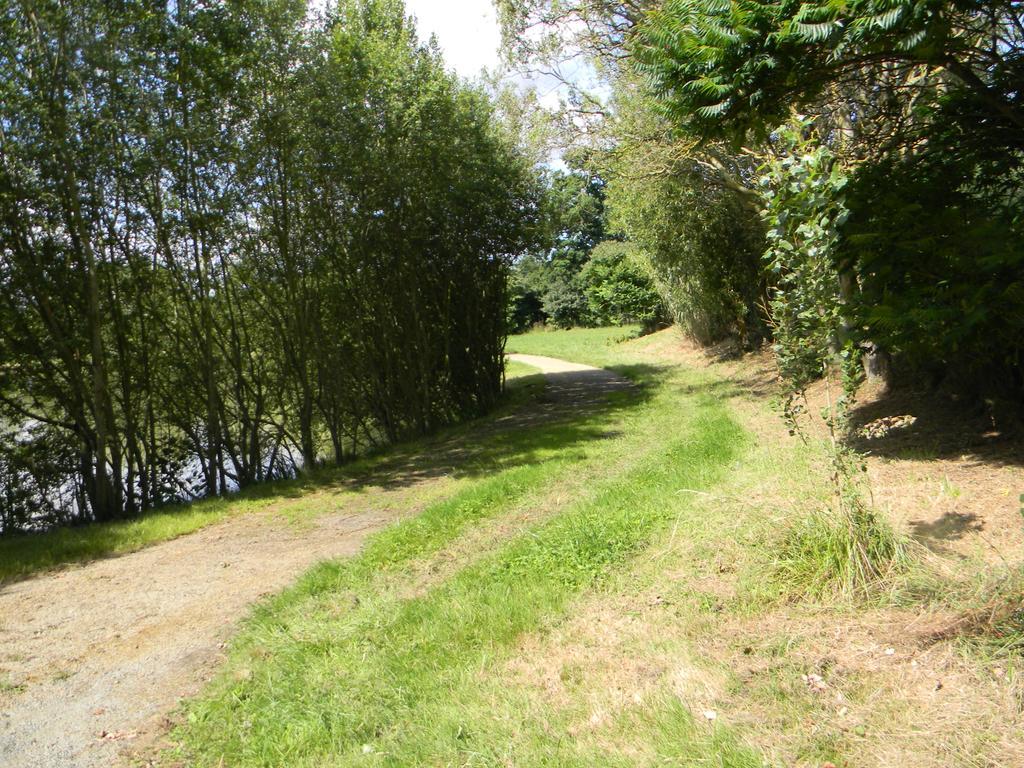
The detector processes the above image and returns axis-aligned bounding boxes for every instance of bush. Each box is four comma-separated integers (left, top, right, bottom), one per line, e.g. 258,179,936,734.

542,268,592,329
840,135,1024,403
759,123,851,389
607,145,767,345
580,241,665,330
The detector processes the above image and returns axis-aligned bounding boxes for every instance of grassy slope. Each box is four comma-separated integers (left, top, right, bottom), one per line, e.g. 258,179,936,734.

168,329,787,767
166,328,1023,767
0,363,545,584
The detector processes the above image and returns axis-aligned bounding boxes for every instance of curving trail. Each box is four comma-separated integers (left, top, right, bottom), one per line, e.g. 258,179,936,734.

0,356,630,768
507,353,632,406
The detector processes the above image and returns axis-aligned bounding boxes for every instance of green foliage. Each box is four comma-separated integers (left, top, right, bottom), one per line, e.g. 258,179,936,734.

630,0,1024,402
634,0,1024,144
506,251,551,333
760,121,852,390
506,168,664,332
537,169,609,329
580,241,666,330
542,270,593,329
839,126,1024,399
506,278,547,334
755,123,918,599
545,167,608,254
0,0,544,531
605,122,767,344
502,0,1024,404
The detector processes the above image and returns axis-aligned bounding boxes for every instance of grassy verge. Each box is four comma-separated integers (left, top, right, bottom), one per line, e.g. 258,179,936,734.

0,361,545,584
168,333,774,767
503,357,541,380
0,495,264,585
160,327,1020,767
507,325,642,370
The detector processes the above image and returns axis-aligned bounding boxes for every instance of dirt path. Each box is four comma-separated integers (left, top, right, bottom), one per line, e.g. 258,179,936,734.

0,355,628,768
508,353,633,406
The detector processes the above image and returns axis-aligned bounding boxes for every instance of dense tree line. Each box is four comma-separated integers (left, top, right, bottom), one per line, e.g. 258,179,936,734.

501,0,1023,411
507,167,665,332
0,0,543,532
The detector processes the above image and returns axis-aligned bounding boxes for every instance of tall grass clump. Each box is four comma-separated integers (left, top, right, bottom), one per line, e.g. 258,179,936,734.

775,502,909,599
978,591,1024,659
774,370,911,599
947,569,1024,660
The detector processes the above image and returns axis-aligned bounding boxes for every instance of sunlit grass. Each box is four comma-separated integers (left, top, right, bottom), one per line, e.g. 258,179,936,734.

169,330,768,767
156,327,1019,767
0,495,257,584
772,505,911,599
503,357,542,380
507,324,642,369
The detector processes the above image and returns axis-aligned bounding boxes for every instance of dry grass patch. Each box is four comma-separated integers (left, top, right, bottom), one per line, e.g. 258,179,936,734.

537,327,1024,766
499,584,735,751
702,605,1024,767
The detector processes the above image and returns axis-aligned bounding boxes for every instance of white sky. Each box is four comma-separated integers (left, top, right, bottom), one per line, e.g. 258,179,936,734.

308,0,603,166
403,1,605,111
404,0,502,80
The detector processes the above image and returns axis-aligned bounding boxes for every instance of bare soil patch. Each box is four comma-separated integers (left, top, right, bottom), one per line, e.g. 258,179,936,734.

0,507,391,768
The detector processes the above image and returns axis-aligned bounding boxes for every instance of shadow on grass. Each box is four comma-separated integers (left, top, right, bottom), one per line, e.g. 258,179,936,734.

683,351,1024,471
274,364,664,495
0,364,669,586
672,374,777,402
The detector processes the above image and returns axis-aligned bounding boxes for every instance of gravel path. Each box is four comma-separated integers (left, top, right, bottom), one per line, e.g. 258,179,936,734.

0,355,630,768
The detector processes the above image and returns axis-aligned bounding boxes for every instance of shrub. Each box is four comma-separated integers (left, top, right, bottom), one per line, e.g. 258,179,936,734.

607,144,767,345
580,241,665,330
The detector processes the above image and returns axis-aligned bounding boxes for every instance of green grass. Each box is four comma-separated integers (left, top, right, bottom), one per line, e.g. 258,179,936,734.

0,359,547,585
0,677,26,695
0,495,254,584
5,326,1012,765
772,505,911,599
507,325,642,369
957,570,1024,660
503,357,542,380
169,329,770,767
154,327,1024,767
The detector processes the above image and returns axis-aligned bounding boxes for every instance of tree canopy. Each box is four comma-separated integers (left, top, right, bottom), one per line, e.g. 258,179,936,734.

634,0,1024,145
0,0,543,532
499,0,1024,411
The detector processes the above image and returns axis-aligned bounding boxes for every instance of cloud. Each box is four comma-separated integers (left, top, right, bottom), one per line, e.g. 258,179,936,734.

404,0,501,79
